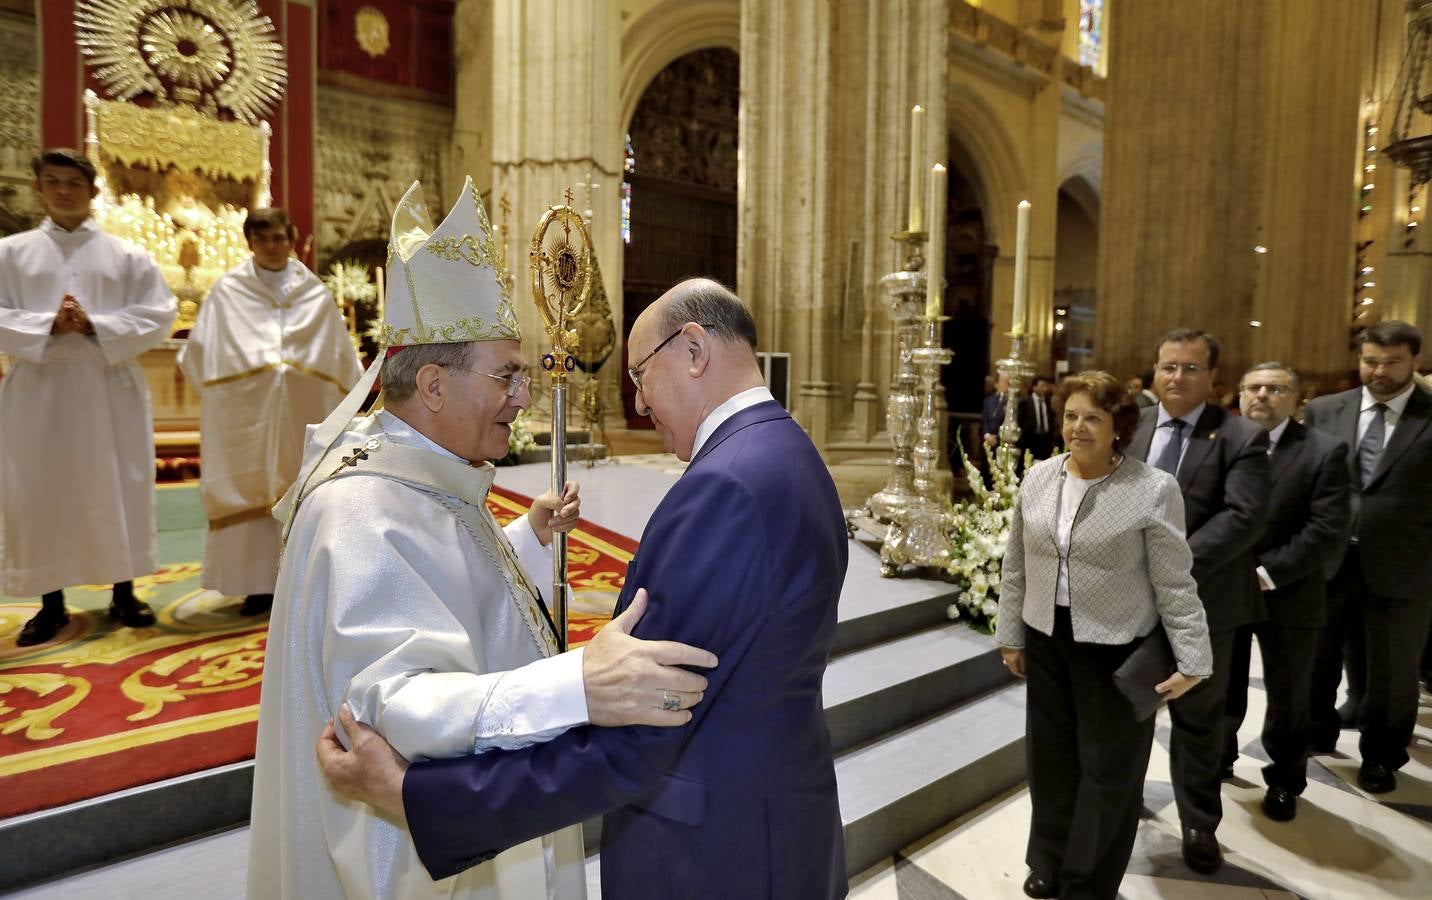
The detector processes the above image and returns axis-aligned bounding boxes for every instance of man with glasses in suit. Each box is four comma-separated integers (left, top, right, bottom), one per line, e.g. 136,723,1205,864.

1127,328,1270,874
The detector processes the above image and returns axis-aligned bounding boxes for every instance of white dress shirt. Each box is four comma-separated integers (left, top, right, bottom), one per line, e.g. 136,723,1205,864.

691,385,776,459
1147,401,1207,475
1054,468,1108,607
1357,381,1416,447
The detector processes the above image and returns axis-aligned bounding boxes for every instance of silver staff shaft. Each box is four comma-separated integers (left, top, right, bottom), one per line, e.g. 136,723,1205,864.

550,381,569,652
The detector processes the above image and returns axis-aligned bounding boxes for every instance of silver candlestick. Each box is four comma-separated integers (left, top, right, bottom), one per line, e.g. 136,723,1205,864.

846,232,927,538
994,329,1036,471
880,315,954,575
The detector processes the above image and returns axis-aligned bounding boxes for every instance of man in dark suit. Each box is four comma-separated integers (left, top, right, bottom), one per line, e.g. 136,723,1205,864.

316,279,850,898
983,371,1010,448
1017,374,1058,460
1220,362,1350,822
1305,320,1431,794
1127,328,1269,874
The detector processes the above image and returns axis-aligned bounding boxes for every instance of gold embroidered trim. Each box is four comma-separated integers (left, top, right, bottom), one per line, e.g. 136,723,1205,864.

202,360,348,390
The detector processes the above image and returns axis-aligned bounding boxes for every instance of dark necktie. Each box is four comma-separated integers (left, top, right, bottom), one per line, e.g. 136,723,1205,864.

1154,419,1186,475
1358,403,1387,487
1036,398,1047,433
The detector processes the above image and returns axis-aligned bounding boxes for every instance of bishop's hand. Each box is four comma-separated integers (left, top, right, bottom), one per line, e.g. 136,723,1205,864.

527,480,581,546
583,588,718,727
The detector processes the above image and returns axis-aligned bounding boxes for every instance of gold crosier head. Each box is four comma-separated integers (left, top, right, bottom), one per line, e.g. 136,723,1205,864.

529,189,593,383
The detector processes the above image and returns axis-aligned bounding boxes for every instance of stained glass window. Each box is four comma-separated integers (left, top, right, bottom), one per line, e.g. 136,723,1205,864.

1079,0,1104,70
621,133,635,245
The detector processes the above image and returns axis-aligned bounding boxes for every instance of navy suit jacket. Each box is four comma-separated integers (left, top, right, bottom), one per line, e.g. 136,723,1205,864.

403,401,850,899
1304,384,1432,600
1253,419,1351,628
1128,404,1270,630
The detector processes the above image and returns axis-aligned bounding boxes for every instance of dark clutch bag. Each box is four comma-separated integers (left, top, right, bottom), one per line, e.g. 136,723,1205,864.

1113,626,1177,721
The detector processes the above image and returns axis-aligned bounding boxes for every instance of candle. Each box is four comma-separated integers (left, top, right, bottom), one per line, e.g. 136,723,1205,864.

907,105,925,233
375,265,386,329
926,164,947,318
1012,200,1030,334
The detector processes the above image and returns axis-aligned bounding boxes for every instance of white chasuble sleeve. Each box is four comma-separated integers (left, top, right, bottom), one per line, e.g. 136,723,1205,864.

87,251,176,365
305,477,587,763
0,306,58,363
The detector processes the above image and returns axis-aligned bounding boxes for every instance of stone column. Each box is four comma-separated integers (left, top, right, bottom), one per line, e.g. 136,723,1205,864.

740,0,947,453
1096,0,1378,385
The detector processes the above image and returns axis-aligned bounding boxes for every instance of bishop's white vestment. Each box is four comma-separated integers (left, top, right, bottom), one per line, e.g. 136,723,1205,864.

176,258,361,596
0,218,176,596
247,410,588,900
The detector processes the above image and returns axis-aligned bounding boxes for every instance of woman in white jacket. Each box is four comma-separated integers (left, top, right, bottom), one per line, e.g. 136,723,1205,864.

997,370,1212,900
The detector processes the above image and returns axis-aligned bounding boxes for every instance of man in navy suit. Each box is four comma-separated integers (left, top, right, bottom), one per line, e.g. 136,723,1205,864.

1127,328,1270,875
1305,320,1431,794
1220,362,1350,822
319,279,850,899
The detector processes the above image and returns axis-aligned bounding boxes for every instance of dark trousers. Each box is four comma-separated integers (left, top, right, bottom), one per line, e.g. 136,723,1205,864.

1312,548,1432,768
1025,608,1153,900
1168,626,1235,832
1221,623,1319,793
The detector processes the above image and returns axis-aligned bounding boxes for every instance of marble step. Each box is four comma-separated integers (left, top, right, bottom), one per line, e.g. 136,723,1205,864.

833,537,957,654
837,681,1027,878
824,621,1012,755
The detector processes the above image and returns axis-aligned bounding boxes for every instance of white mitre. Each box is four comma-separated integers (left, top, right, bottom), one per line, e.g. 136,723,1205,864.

383,176,520,347
273,176,514,532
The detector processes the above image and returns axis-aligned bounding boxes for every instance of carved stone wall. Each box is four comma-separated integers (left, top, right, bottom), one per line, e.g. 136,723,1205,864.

0,13,40,234
313,84,454,270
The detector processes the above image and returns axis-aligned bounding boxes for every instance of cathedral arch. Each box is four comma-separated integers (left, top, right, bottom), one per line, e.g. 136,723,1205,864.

619,0,740,134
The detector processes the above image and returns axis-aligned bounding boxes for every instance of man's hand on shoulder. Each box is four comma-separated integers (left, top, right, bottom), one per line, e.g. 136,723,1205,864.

583,588,718,727
317,705,409,821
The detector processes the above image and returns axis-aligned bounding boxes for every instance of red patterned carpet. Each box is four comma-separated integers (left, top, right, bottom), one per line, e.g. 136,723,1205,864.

0,485,632,819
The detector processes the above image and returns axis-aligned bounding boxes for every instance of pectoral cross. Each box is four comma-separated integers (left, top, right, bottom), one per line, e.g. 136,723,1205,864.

330,446,369,476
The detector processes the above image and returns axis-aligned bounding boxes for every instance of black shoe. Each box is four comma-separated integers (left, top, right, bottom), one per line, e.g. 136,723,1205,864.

240,594,273,616
108,599,156,628
16,606,70,647
1022,874,1058,899
1261,787,1297,822
1309,730,1338,753
1181,827,1223,875
1219,762,1236,780
1336,701,1360,728
1357,761,1396,794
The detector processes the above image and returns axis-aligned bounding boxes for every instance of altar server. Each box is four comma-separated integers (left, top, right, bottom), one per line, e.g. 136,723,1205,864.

0,148,176,646
247,178,714,900
177,208,361,616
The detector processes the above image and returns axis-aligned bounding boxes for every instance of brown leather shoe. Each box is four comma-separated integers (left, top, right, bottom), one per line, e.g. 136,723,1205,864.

16,607,70,646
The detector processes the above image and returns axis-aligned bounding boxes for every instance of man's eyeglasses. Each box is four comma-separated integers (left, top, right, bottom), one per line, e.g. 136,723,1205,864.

628,324,708,390
443,365,531,397
1157,363,1206,377
1240,383,1294,397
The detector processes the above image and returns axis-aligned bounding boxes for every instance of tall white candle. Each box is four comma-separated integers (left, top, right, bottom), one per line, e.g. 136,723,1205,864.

908,105,925,233
1012,200,1030,334
926,164,947,318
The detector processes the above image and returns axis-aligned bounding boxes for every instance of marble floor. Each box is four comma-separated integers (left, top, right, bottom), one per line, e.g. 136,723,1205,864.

6,633,1428,899
849,671,1432,900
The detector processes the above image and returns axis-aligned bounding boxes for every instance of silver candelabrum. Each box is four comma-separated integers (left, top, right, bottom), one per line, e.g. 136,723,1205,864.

846,232,927,536
995,329,1036,471
879,315,954,575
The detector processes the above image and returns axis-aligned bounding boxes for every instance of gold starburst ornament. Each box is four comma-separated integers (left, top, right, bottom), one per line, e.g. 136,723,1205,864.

76,0,287,123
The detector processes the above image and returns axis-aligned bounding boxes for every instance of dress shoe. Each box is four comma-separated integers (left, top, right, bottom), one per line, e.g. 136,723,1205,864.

16,607,70,647
1357,761,1396,794
1219,761,1236,780
108,599,156,628
1022,873,1058,899
1336,701,1360,728
241,593,274,616
1309,730,1338,753
1261,787,1297,822
1181,827,1222,875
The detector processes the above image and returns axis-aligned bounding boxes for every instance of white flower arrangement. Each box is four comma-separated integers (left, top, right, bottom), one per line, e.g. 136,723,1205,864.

507,408,539,458
943,445,1027,634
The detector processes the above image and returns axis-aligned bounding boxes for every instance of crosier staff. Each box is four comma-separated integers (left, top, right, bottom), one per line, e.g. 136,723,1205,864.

529,196,592,651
